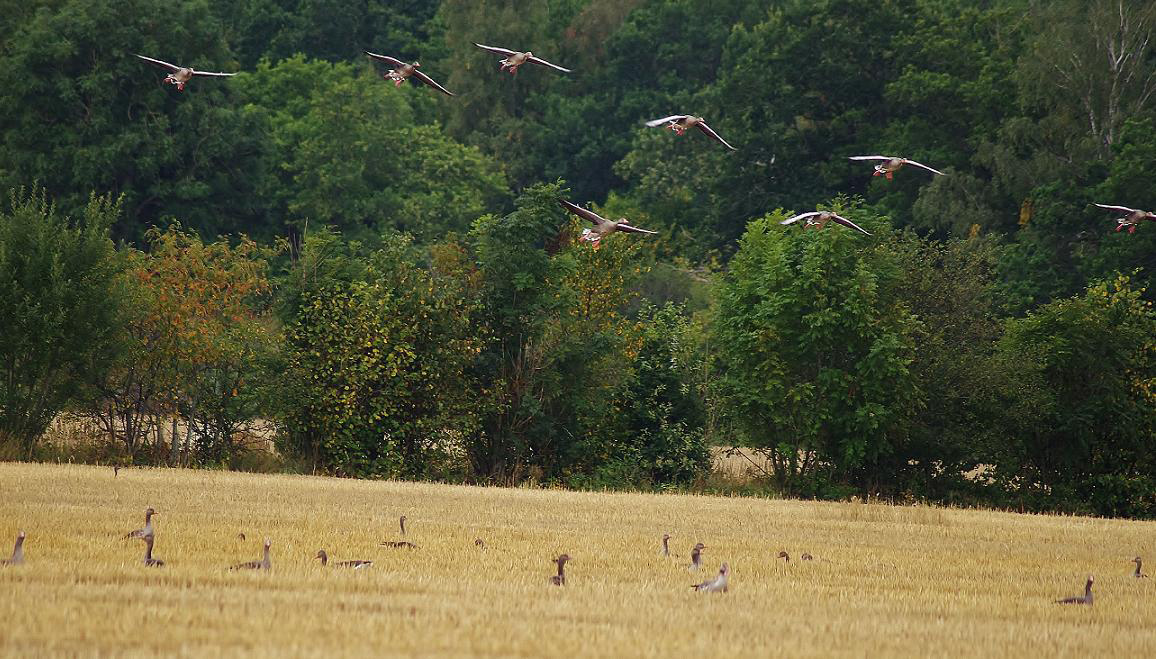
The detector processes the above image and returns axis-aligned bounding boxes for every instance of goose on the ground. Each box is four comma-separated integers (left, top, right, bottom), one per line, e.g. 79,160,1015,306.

399,515,407,537
1,531,25,566
143,535,164,567
1056,576,1093,605
692,563,729,593
315,549,372,569
801,552,814,561
473,43,571,75
848,155,944,179
550,554,571,586
559,199,657,248
645,115,736,151
230,539,272,570
1134,557,1148,578
777,551,790,562
364,53,453,96
688,542,706,571
124,508,157,541
381,541,419,549
660,533,671,557
1093,204,1156,234
134,55,236,91
780,210,871,236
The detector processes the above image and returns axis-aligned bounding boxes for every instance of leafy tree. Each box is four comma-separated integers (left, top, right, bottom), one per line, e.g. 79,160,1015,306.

277,232,479,478
993,273,1156,517
0,189,126,455
713,202,920,494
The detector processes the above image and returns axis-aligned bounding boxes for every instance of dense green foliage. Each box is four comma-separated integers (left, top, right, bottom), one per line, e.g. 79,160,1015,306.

2,1,1153,514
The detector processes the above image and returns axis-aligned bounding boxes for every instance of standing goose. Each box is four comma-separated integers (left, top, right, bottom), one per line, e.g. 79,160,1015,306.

399,515,407,537
692,563,729,593
777,551,790,562
1,531,24,566
550,554,572,586
660,533,671,557
1056,576,1094,605
1093,204,1156,234
780,210,872,236
558,199,658,247
473,43,571,75
134,55,236,91
315,550,372,569
124,508,157,541
801,552,814,561
142,535,164,567
849,155,945,180
1134,557,1148,578
645,115,736,151
230,539,272,570
688,542,706,571
364,52,454,96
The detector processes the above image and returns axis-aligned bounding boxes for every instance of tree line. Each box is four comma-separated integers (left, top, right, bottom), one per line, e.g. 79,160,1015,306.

1,0,1154,516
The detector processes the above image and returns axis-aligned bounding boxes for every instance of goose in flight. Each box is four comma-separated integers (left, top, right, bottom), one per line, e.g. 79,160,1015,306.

645,115,736,151
364,52,454,96
1093,204,1156,234
692,563,729,593
134,55,236,91
230,539,272,571
315,550,373,569
558,199,657,247
473,43,571,75
124,508,157,541
1,531,24,566
849,155,944,180
1056,575,1093,605
780,211,871,236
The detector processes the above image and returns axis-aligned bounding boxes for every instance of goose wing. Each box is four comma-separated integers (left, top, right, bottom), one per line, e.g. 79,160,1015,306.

528,55,571,73
411,69,455,96
696,121,737,151
848,155,892,161
615,222,658,235
191,69,237,78
134,54,181,72
229,560,263,570
645,115,689,127
335,559,373,569
780,212,820,226
559,199,609,226
1094,203,1141,214
473,43,518,56
831,213,872,236
364,51,407,68
903,158,945,176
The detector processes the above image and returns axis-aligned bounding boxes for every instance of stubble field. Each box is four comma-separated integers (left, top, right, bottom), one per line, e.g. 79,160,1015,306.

1,462,1153,657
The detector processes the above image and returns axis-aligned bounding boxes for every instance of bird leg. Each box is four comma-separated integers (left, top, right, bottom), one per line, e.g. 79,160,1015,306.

670,124,686,135
1129,225,1137,234
1116,223,1125,232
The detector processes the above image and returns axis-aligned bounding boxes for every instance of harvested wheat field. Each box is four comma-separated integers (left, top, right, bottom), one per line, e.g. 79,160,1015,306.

1,462,1154,657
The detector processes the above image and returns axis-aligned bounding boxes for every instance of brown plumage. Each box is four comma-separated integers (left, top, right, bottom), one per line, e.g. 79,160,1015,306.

1,531,25,566
230,539,272,570
777,551,790,562
315,549,372,569
1133,557,1148,578
134,54,236,92
381,541,419,549
558,199,658,247
143,535,164,567
364,52,453,96
550,554,571,586
1056,576,1093,605
688,542,706,571
124,508,157,541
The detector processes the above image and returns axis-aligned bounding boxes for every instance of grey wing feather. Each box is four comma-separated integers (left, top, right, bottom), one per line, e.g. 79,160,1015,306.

646,115,689,127
364,51,407,68
528,55,571,73
696,121,737,151
191,70,237,78
831,214,872,236
1094,203,1140,213
781,212,819,225
135,54,180,71
848,155,891,161
616,223,658,235
904,159,945,176
559,199,607,226
473,43,518,56
411,69,454,96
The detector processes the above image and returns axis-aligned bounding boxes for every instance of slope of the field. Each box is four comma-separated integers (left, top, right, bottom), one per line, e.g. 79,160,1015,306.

0,462,1153,657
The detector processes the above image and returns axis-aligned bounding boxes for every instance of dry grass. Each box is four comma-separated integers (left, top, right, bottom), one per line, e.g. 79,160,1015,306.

1,462,1154,657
